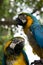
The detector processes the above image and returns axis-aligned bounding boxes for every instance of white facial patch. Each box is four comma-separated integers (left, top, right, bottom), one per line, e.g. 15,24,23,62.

22,19,26,23
18,15,26,24
10,43,16,49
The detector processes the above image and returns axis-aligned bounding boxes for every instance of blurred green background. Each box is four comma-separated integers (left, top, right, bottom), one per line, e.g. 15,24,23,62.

0,0,43,21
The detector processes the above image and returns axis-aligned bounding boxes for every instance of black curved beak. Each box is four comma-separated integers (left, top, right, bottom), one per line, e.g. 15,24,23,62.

15,14,27,26
15,18,23,26
15,18,27,27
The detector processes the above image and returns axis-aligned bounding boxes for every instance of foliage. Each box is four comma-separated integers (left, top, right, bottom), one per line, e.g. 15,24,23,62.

0,25,14,65
0,0,43,20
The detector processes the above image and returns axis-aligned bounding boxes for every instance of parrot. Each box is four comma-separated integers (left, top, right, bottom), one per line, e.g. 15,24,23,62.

2,37,29,65
15,13,43,59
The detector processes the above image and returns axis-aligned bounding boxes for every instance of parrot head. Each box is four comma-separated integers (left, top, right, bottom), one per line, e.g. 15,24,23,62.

15,13,27,27
15,13,33,28
4,37,24,56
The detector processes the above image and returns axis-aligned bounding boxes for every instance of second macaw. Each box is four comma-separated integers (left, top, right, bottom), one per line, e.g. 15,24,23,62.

2,37,29,65
15,13,43,58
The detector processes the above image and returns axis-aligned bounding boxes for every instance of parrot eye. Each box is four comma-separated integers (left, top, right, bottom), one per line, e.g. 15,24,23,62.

18,14,27,24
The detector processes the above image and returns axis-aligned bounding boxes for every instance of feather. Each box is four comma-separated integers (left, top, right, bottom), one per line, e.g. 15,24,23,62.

26,29,43,58
3,51,29,65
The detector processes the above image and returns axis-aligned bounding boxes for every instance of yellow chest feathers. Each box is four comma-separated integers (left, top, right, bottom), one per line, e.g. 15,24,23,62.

6,53,27,65
24,16,33,34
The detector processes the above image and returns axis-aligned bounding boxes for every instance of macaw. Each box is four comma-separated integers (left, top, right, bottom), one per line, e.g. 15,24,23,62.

15,13,43,58
2,37,29,65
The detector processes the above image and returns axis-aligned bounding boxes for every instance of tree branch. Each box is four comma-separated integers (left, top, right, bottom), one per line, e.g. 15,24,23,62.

0,21,17,26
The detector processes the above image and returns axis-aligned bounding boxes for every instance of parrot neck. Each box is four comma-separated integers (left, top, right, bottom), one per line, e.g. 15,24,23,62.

23,16,33,34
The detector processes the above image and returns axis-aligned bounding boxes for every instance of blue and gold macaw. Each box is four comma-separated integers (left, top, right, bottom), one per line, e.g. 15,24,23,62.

15,13,43,58
2,37,29,65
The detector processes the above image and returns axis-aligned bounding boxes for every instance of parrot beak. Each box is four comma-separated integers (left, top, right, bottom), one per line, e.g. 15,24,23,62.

15,15,27,26
15,18,23,26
